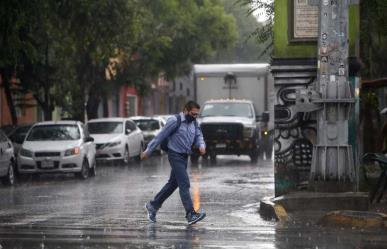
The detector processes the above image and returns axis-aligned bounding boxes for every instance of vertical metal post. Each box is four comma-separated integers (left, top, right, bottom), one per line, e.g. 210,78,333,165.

309,0,356,183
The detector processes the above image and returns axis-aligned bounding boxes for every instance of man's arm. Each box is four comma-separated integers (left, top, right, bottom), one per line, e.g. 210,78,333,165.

143,116,178,158
194,123,206,155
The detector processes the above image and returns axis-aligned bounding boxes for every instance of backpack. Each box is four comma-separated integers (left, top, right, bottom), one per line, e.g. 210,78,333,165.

160,114,198,152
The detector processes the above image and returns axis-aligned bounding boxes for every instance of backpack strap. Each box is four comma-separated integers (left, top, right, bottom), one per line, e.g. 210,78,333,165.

169,114,181,137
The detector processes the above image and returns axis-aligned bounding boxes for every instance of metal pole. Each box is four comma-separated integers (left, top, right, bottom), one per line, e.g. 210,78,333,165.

309,0,356,183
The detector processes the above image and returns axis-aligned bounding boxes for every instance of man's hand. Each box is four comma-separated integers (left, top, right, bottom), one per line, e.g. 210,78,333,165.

140,152,148,160
199,147,206,156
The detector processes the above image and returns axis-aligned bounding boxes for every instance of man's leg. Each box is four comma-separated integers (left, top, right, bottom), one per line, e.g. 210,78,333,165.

168,151,194,215
150,169,178,210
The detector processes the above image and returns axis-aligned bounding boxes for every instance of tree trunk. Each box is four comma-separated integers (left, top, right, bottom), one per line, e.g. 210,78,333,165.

86,83,101,119
102,93,109,117
0,68,18,125
86,92,100,120
43,105,54,121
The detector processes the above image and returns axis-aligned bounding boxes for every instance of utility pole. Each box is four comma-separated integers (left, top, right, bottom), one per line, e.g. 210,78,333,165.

297,0,358,188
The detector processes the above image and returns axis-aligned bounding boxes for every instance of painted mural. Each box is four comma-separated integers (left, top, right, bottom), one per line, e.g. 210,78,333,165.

273,67,317,196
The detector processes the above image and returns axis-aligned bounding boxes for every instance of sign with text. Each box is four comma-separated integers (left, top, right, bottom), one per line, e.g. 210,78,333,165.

289,0,319,42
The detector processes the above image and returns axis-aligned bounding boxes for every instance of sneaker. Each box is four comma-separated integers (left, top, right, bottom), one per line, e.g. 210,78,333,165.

186,210,206,225
145,202,157,223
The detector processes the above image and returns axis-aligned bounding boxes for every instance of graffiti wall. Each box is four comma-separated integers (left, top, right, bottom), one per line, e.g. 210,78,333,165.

272,60,318,196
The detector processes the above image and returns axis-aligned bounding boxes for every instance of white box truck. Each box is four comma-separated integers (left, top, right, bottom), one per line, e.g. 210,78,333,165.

192,64,273,163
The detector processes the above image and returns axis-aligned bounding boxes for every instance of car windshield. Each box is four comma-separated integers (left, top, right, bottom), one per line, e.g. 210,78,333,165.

87,122,123,134
26,125,80,141
200,103,253,118
133,119,160,131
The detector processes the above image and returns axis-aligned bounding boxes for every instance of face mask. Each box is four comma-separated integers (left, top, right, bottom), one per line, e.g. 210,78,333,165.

185,114,196,123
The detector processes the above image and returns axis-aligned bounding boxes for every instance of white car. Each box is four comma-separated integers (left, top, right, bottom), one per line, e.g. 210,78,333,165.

0,130,15,186
17,121,96,179
131,116,165,153
86,118,144,164
154,115,173,123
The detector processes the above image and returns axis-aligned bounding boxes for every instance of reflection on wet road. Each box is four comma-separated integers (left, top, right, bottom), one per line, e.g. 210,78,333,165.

1,155,386,248
0,155,275,248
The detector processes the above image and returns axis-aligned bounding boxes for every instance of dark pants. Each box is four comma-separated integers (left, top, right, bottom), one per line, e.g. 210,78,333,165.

150,150,194,215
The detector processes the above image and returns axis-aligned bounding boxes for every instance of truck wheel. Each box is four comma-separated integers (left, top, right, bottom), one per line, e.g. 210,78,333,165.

210,154,217,164
265,145,273,160
249,150,259,163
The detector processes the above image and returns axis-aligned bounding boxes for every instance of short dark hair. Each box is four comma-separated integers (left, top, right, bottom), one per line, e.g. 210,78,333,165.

184,100,200,111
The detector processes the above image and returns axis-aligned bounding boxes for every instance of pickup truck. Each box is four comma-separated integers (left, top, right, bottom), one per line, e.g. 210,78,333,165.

192,99,267,163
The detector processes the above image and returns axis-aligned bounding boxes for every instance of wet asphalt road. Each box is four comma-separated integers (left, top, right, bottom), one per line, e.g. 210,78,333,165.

0,155,387,249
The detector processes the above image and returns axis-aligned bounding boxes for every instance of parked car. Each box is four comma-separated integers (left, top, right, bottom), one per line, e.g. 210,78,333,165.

0,125,17,135
86,118,144,164
131,116,165,154
0,130,15,186
17,121,96,179
6,124,33,155
154,114,173,123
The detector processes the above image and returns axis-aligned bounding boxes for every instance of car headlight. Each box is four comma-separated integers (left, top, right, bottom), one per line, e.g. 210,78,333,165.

64,147,81,156
20,148,33,158
243,127,254,138
108,141,121,147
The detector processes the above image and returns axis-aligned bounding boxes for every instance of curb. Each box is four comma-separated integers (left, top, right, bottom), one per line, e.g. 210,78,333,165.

319,210,387,228
259,193,387,229
259,197,288,221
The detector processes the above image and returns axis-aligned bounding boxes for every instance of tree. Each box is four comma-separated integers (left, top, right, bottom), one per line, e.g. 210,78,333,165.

213,0,270,62
360,0,387,79
0,0,41,125
112,0,238,109
1,0,238,122
236,0,274,58
54,0,141,120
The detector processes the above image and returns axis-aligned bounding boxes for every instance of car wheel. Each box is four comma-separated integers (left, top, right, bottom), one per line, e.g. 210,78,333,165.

2,162,15,186
122,146,130,165
89,160,96,177
210,154,217,164
135,143,143,162
77,159,89,180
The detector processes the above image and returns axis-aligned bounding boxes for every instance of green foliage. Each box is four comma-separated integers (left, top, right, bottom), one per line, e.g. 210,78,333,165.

214,0,270,62
235,0,274,58
0,0,238,121
361,0,387,79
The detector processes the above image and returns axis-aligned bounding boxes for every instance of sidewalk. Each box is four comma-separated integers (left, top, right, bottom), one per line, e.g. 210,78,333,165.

260,191,387,229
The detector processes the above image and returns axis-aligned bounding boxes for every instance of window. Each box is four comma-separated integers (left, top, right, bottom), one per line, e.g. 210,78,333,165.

27,125,81,141
187,88,190,96
126,120,137,131
180,82,183,90
0,130,7,142
132,119,159,131
87,122,123,134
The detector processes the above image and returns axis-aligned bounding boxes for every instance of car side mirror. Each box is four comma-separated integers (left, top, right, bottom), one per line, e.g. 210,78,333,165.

84,136,94,143
126,129,132,135
256,112,270,122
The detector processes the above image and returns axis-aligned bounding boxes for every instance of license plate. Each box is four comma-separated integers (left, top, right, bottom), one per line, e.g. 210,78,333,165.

216,143,226,148
41,160,54,168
